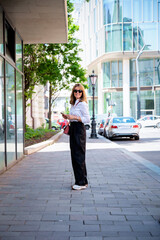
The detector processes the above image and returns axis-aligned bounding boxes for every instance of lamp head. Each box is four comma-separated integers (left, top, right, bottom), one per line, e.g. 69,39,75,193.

89,70,98,85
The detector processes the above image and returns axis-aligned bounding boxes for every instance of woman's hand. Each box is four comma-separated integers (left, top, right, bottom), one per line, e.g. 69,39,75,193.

61,113,68,119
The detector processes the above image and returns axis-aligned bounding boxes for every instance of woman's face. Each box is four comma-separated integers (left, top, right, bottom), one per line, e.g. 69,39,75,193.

73,87,83,100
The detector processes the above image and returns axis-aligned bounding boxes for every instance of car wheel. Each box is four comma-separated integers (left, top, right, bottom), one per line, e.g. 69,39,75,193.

52,126,56,130
156,122,160,128
135,136,139,140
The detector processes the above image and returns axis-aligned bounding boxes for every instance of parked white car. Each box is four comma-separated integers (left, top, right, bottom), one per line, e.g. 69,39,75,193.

136,115,160,128
107,117,140,140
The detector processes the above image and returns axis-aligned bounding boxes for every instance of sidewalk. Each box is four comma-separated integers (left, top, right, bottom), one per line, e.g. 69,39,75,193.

0,132,160,240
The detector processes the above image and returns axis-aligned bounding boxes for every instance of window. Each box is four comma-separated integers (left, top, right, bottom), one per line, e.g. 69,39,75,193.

138,23,157,51
123,0,132,22
143,0,152,21
0,8,3,54
16,33,22,71
133,0,142,22
16,71,23,158
123,23,132,51
5,62,16,164
103,62,110,87
0,57,5,168
5,20,15,62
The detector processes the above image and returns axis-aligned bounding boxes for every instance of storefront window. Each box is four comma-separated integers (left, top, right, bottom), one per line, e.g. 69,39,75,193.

6,62,16,165
0,8,3,54
103,62,110,88
130,60,136,87
0,57,5,169
141,90,154,116
112,61,118,87
155,59,160,85
16,33,22,72
155,90,160,115
130,91,137,119
104,92,123,116
133,0,142,22
123,23,132,51
119,61,123,87
16,71,23,158
130,90,155,119
139,59,154,87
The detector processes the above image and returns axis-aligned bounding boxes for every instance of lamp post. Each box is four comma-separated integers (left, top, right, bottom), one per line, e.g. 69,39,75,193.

136,44,151,120
89,70,98,139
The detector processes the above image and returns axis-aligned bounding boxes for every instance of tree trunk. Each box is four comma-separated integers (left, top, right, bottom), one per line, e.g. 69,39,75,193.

48,84,52,129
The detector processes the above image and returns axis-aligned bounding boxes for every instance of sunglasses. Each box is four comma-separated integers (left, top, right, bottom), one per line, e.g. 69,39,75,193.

74,89,83,93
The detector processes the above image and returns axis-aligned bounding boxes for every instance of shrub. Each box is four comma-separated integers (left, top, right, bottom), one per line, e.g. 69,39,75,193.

25,124,55,140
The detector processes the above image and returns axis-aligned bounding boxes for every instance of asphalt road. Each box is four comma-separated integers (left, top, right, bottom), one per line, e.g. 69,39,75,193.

111,127,160,167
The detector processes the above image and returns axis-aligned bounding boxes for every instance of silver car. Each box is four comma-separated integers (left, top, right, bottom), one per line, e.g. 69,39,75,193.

107,117,140,140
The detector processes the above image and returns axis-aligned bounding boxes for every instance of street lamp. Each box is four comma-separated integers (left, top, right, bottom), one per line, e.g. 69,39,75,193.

136,44,151,120
89,70,98,139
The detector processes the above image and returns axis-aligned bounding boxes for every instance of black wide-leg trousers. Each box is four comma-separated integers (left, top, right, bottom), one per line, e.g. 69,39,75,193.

70,122,88,186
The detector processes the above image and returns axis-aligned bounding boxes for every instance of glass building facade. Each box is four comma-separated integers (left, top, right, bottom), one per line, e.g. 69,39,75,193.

79,0,160,120
0,7,24,172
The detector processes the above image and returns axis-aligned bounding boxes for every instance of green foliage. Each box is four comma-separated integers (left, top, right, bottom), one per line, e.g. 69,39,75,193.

25,124,55,140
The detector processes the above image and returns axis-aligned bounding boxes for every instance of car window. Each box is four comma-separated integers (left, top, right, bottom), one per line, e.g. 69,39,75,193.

113,118,135,123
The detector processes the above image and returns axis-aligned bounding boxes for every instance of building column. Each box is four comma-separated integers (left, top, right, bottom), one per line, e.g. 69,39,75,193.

123,59,130,116
97,62,103,114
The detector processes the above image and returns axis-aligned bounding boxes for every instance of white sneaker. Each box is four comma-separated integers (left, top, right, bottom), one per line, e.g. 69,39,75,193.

72,185,87,190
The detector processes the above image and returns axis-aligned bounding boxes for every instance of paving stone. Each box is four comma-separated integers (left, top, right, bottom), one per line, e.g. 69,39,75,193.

0,133,160,239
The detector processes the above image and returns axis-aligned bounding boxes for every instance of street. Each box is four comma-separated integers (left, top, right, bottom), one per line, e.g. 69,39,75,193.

111,127,160,167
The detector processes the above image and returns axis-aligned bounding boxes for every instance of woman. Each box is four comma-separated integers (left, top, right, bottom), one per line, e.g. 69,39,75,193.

61,83,90,190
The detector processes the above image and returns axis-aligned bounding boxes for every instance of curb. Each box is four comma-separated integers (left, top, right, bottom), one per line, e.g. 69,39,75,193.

24,130,63,155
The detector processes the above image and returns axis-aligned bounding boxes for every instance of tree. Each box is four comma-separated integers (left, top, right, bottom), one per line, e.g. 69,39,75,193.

24,0,88,129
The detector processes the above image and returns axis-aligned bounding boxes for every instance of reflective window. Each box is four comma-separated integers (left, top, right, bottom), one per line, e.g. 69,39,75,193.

130,91,137,119
138,23,157,51
103,0,116,24
0,57,5,169
16,71,23,158
123,0,132,22
0,8,3,54
112,61,118,87
158,0,160,21
133,0,142,22
153,0,158,21
104,92,123,116
143,0,152,21
94,8,97,33
5,62,16,164
130,60,136,87
141,90,154,115
103,0,122,24
158,22,160,51
139,59,154,87
123,23,132,51
16,33,22,72
133,24,138,51
155,90,160,115
103,62,110,88
119,61,123,87
105,24,122,52
155,59,160,85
